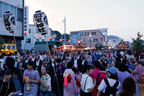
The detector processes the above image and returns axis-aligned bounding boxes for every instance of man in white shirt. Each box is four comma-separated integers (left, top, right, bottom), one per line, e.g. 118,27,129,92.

80,65,96,95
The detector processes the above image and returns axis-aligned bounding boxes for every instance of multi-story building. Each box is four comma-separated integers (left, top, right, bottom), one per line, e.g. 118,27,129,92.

107,35,121,48
21,24,56,51
70,29,108,48
0,0,24,51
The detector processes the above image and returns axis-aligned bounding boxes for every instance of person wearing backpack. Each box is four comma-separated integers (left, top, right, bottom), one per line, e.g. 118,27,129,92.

91,60,107,96
97,67,120,96
80,65,96,96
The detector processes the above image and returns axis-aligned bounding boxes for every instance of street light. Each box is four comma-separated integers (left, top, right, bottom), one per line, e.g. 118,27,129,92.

89,35,92,49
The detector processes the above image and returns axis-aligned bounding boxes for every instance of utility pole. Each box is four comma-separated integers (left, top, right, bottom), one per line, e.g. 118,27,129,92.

64,16,66,44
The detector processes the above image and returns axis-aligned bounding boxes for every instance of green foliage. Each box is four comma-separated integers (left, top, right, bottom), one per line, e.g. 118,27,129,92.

62,34,70,40
0,36,4,50
132,34,144,51
95,44,103,50
53,30,62,40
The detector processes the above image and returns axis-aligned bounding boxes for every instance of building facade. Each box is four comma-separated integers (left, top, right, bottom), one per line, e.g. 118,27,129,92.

70,29,108,48
21,24,56,51
0,0,24,51
107,35,121,48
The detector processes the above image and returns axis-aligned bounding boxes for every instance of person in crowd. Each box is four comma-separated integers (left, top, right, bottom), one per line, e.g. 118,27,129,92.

118,63,133,91
23,60,40,96
80,65,96,96
126,60,135,73
34,55,42,74
81,55,89,67
86,52,92,65
65,54,71,63
63,61,77,96
39,59,48,75
5,53,15,74
99,54,109,70
77,51,82,63
15,58,26,95
0,69,16,96
97,67,120,96
53,59,66,96
59,54,65,61
116,77,138,96
75,66,82,96
31,53,35,62
23,55,29,69
0,55,5,78
40,66,56,96
134,59,144,95
91,60,107,96
71,54,79,69
37,52,43,61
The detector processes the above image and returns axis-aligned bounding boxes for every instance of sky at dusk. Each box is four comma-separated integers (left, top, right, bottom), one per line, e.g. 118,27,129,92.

25,0,144,41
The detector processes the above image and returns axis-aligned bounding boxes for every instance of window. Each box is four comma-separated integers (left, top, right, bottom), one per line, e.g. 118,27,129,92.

92,32,96,35
3,3,9,14
42,39,45,41
0,2,2,17
10,5,16,18
17,8,23,22
85,32,89,36
81,33,83,36
29,29,31,33
83,39,85,41
93,39,98,42
113,40,116,42
26,38,31,43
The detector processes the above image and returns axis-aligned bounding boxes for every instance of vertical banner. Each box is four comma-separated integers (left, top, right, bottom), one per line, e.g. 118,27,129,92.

24,6,29,36
72,33,81,45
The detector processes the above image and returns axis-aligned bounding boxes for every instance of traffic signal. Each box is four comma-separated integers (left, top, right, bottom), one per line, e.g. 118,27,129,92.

3,11,16,33
33,10,49,35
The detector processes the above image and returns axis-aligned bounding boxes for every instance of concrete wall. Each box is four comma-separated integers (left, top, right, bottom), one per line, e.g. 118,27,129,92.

70,29,105,47
0,0,24,37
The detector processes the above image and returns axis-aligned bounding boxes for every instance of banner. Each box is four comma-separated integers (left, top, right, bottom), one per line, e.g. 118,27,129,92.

71,33,81,45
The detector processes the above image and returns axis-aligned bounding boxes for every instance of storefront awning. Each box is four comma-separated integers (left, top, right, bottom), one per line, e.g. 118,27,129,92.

35,41,61,45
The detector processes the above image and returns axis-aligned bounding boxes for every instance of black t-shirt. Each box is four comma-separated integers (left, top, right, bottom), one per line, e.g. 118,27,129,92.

0,79,16,96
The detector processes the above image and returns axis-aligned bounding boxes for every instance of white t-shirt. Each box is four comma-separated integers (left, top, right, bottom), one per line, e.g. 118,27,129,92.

74,59,78,68
98,78,120,96
82,60,85,65
80,74,94,93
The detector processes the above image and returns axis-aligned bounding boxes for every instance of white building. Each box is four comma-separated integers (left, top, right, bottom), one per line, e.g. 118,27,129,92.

21,24,56,51
0,0,24,50
108,35,121,48
97,28,108,46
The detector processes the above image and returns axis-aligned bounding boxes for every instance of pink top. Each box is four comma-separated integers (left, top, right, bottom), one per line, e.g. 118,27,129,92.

91,68,107,83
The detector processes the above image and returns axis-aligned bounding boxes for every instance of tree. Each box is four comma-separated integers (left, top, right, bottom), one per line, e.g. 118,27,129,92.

0,36,4,50
52,30,62,40
95,44,103,50
132,32,144,52
62,34,70,41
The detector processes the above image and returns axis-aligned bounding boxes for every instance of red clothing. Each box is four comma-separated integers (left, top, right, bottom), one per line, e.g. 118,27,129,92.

91,68,107,96
91,68,107,83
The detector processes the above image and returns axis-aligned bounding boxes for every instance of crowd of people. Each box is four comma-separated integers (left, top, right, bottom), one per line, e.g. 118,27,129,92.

0,49,144,96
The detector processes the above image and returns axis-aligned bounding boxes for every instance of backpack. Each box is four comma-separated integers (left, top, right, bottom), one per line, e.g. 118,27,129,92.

96,73,100,86
101,79,119,96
